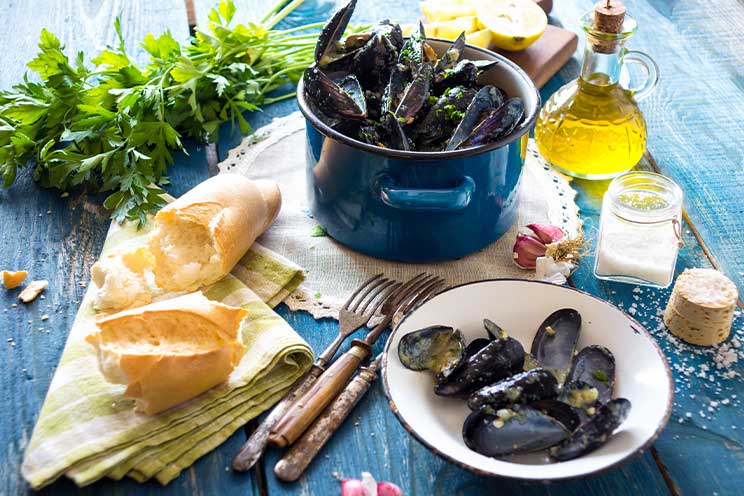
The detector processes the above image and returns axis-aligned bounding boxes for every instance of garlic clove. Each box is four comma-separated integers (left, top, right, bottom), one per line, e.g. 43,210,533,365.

526,223,565,244
361,473,377,496
377,482,403,496
341,479,367,496
513,234,547,269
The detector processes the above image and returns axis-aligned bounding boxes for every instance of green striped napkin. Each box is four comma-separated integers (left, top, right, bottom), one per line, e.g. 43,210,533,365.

21,217,313,489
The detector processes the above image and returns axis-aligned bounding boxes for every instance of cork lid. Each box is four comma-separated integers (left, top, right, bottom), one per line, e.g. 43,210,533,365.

588,0,629,53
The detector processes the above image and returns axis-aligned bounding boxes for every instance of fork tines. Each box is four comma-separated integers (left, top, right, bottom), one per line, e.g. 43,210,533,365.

382,273,446,317
343,274,400,318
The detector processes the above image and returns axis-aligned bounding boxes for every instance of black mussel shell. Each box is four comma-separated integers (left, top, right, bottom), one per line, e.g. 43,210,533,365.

464,337,490,356
435,336,525,397
394,63,433,124
530,308,581,385
380,112,412,151
398,22,425,66
463,404,569,457
381,64,406,115
550,398,631,461
461,97,524,148
483,318,508,341
467,368,559,411
432,60,479,94
303,68,367,119
445,85,503,151
566,345,616,402
415,86,476,146
315,0,357,67
531,399,582,432
352,32,399,91
433,32,466,73
398,325,465,378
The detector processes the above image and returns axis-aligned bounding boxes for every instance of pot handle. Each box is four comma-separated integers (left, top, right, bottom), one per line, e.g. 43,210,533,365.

377,174,475,211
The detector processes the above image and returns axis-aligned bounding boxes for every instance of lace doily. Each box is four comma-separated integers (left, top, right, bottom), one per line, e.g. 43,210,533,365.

220,112,581,320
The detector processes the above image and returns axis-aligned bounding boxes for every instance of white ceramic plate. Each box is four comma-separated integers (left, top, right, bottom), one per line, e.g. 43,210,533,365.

381,279,673,482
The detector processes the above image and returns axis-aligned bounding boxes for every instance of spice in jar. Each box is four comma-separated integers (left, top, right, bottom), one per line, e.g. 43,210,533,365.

594,171,683,287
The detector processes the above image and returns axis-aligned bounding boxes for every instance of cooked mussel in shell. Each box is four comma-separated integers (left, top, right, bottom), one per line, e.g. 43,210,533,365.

565,345,616,402
467,368,559,411
398,325,465,379
463,405,569,457
530,308,582,385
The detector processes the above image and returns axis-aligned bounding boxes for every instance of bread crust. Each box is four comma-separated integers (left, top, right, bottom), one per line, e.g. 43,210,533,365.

87,292,248,415
154,175,281,278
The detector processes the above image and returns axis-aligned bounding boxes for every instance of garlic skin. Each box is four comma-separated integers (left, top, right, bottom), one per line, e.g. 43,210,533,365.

513,224,570,270
341,473,403,496
526,223,565,244
535,256,574,285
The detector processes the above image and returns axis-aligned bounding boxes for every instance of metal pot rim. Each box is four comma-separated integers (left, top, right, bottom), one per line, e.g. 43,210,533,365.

297,38,542,161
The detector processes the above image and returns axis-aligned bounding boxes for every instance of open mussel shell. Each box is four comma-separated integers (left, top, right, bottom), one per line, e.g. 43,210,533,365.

463,405,569,458
531,399,582,432
559,380,600,409
303,68,367,120
435,336,525,397
315,0,357,67
483,318,508,341
380,112,412,151
398,22,426,66
397,325,465,378
352,27,400,91
467,368,559,411
445,85,503,151
394,63,433,124
566,345,616,402
550,398,632,461
462,97,525,148
433,32,466,73
415,86,476,146
530,308,582,385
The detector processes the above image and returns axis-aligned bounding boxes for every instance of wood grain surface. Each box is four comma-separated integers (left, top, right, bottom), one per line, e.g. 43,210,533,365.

1,0,742,495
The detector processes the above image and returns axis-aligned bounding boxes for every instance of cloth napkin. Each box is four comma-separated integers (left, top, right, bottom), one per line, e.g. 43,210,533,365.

22,216,313,489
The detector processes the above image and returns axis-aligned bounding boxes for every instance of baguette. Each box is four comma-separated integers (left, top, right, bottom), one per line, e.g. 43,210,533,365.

86,292,248,415
90,175,281,312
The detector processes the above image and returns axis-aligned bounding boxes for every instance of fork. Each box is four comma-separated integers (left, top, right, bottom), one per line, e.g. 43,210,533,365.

268,273,446,448
232,274,399,471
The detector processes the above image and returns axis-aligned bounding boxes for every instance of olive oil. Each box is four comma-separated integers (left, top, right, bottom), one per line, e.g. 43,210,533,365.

535,77,647,179
535,2,658,180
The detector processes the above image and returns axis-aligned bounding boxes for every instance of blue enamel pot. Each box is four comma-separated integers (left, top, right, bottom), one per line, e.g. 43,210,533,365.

298,40,540,262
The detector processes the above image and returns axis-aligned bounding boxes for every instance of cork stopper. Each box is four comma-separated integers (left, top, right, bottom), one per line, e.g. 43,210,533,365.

592,0,626,53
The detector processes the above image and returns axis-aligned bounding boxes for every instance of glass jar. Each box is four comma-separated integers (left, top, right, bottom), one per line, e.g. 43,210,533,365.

594,172,683,287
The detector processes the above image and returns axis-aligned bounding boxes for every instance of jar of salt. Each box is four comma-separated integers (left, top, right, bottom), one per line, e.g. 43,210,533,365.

594,171,683,287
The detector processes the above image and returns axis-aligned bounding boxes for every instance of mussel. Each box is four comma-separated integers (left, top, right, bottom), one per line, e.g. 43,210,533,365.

467,368,559,411
461,97,525,148
550,398,631,461
398,325,465,379
415,86,477,146
483,318,508,341
303,68,367,120
395,63,433,124
445,85,503,151
463,405,569,457
315,0,357,68
530,308,581,385
565,345,616,402
531,399,582,432
435,336,525,397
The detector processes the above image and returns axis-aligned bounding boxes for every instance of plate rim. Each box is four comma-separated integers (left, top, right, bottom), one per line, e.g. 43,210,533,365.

380,278,674,483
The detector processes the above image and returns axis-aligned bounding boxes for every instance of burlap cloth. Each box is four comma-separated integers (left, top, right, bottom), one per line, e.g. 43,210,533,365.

220,112,581,319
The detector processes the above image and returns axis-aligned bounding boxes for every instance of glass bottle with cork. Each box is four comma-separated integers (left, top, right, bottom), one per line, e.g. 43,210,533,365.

535,0,659,179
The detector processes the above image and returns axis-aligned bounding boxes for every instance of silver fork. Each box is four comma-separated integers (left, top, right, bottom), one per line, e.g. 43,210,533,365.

232,274,399,471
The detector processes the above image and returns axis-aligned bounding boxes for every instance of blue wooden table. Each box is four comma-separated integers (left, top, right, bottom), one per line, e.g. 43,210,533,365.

2,0,742,494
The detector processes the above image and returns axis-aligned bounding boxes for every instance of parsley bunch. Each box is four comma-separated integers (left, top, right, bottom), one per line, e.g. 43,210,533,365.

0,0,320,225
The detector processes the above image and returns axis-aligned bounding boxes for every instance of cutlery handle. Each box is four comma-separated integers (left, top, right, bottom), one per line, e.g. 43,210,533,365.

269,344,370,447
274,366,377,481
232,367,322,471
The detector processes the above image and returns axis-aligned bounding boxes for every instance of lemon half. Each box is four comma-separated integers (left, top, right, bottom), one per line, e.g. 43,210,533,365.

474,0,547,51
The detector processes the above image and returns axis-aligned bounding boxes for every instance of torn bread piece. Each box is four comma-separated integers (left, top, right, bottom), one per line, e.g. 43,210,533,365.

18,280,48,303
90,247,155,312
2,270,28,289
90,175,281,312
86,292,248,415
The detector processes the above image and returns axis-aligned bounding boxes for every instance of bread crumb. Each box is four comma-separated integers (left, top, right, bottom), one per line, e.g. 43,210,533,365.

41,315,49,321
2,270,28,289
18,280,49,303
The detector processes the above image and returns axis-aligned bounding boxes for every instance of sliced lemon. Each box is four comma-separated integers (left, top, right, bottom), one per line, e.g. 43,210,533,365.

430,16,479,39
420,1,477,23
474,0,547,51
465,28,493,48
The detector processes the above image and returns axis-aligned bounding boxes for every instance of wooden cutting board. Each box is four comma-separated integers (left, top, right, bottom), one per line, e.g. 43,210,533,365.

497,25,578,88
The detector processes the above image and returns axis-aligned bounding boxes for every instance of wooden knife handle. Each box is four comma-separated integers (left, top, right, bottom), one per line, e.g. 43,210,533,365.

231,367,322,471
268,345,369,447
274,367,377,481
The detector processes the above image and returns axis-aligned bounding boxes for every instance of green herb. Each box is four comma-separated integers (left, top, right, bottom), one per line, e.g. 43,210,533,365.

0,0,322,225
310,224,327,237
314,292,322,299
592,370,609,383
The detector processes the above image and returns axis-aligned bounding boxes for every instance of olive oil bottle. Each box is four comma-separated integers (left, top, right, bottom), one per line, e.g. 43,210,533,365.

535,1,658,179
